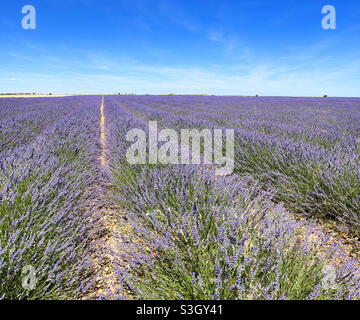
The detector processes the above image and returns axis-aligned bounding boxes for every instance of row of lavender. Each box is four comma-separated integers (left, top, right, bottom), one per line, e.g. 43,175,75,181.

111,95,360,234
103,96,360,300
0,96,103,299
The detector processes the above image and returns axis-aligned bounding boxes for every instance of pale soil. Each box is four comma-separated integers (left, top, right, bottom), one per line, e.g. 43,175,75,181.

82,96,134,300
294,214,360,275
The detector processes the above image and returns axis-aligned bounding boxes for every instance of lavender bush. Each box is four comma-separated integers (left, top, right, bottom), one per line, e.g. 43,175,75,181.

108,95,360,233
1,94,359,300
0,96,104,299
102,96,360,300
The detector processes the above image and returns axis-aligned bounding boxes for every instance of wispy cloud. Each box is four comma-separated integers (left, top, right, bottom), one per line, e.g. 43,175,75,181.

91,65,110,70
157,0,199,31
0,78,23,81
2,58,358,97
207,30,240,54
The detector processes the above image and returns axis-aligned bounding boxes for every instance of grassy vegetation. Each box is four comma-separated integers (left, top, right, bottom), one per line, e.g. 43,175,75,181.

109,162,359,300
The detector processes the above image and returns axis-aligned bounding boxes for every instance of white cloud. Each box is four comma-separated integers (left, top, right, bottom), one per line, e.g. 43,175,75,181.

0,78,23,81
207,30,241,54
2,59,358,97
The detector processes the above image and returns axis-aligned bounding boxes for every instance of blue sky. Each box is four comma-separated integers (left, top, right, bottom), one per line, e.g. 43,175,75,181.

0,0,359,96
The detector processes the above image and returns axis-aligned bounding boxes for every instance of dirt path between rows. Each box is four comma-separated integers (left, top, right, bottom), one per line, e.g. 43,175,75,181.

82,96,131,299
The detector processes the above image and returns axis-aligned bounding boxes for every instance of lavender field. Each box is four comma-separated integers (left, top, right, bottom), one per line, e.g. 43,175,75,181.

1,95,360,300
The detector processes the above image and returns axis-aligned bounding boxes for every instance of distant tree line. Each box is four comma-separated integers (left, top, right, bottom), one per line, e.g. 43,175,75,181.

0,93,35,95
0,93,54,95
